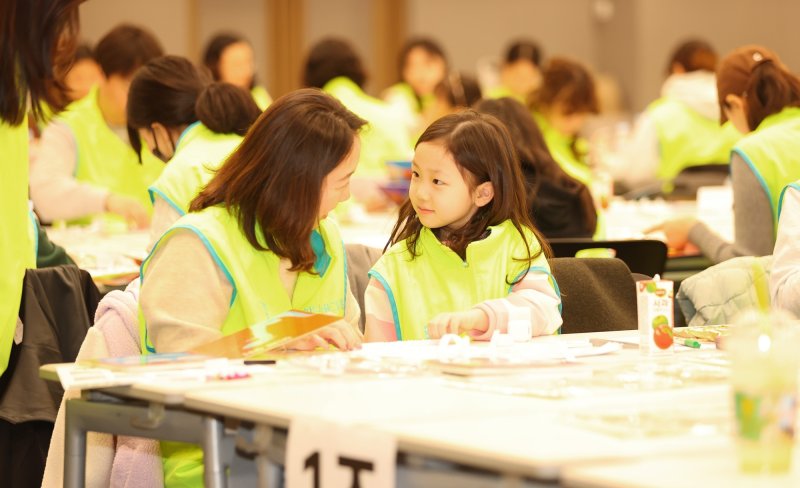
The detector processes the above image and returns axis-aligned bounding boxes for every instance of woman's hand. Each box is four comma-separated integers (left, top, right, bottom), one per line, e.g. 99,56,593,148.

645,216,697,251
105,193,150,229
427,309,489,339
286,320,363,351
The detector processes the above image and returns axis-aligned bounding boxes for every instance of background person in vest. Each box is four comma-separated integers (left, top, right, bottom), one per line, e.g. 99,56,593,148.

304,37,413,210
528,57,599,187
365,111,562,342
608,39,740,194
770,180,800,318
202,32,272,111
475,97,597,238
0,0,81,378
126,55,261,245
30,24,164,228
382,37,448,139
139,90,364,486
649,45,800,263
487,39,543,103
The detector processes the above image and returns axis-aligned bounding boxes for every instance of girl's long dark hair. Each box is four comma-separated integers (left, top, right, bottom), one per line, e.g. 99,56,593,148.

0,0,83,126
387,110,551,284
190,89,366,272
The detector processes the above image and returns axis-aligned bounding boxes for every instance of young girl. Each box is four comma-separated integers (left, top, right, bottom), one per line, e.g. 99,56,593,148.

126,55,261,244
202,32,272,110
139,89,365,486
487,39,543,103
651,45,800,264
528,57,598,187
365,111,562,341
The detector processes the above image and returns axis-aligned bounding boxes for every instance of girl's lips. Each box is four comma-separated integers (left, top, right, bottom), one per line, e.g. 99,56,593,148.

417,207,434,214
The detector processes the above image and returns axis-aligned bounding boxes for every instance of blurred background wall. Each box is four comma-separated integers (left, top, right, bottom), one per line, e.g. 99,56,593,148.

79,0,800,114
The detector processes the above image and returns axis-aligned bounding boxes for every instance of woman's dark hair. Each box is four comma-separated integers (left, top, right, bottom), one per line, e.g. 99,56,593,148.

0,0,82,125
202,32,257,89
504,39,542,67
94,24,163,78
190,89,367,272
388,111,550,283
303,38,367,89
529,57,598,116
435,72,482,108
397,37,447,81
744,60,800,131
474,97,597,236
127,55,261,158
667,39,717,74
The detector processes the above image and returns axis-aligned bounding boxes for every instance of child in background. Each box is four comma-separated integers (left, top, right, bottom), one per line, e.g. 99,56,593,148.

528,57,599,187
424,71,483,122
365,111,562,341
487,39,543,103
651,45,800,264
202,32,272,110
383,37,448,137
125,55,261,244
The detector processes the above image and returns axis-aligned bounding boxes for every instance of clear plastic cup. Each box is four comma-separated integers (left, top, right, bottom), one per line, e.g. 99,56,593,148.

726,309,800,474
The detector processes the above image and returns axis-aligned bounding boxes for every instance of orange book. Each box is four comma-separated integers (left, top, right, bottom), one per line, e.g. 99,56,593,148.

190,310,342,359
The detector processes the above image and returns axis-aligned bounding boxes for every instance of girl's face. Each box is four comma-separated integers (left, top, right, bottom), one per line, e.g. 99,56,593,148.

219,41,255,89
410,141,492,232
319,136,361,219
546,102,588,136
403,47,446,97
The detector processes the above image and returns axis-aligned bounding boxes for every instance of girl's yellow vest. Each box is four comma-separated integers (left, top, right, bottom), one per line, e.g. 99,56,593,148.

0,119,36,376
369,220,557,340
57,86,164,224
732,107,800,232
148,122,242,216
250,85,272,111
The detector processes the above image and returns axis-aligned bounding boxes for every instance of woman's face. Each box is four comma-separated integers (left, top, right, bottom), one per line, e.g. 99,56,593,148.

547,102,589,137
723,94,750,134
318,136,361,219
218,41,255,89
403,47,446,97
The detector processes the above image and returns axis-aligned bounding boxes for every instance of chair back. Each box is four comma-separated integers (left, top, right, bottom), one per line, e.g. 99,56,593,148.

548,238,668,277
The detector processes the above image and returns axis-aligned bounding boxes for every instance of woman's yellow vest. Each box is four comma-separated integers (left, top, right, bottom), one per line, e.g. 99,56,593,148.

250,85,272,111
0,119,36,376
148,122,242,216
139,205,347,354
647,98,741,186
323,77,412,176
532,111,593,186
57,86,164,223
369,220,557,340
733,107,800,232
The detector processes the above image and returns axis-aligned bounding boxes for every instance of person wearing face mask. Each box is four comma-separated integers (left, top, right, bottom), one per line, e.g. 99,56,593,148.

202,32,272,111
30,24,164,228
649,45,800,263
125,55,261,246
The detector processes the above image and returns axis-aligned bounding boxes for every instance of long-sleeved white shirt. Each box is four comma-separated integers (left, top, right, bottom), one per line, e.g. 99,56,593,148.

770,185,800,318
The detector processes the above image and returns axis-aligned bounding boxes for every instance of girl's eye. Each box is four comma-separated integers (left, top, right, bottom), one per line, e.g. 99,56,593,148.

433,179,444,185
411,171,420,178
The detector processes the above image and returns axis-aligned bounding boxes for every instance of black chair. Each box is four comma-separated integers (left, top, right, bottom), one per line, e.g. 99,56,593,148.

549,257,639,334
547,238,668,277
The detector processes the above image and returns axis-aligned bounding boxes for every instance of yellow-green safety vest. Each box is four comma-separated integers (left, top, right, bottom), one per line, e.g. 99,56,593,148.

532,111,594,186
250,85,271,111
323,77,412,176
148,122,242,216
139,205,348,487
0,118,36,376
486,85,526,104
369,220,558,340
647,98,741,188
733,107,800,233
57,86,164,224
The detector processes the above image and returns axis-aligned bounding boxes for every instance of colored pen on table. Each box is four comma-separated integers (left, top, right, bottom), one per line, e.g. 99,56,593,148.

682,339,701,349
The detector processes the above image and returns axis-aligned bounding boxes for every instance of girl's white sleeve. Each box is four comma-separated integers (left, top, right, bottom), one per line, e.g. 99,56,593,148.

770,187,800,318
